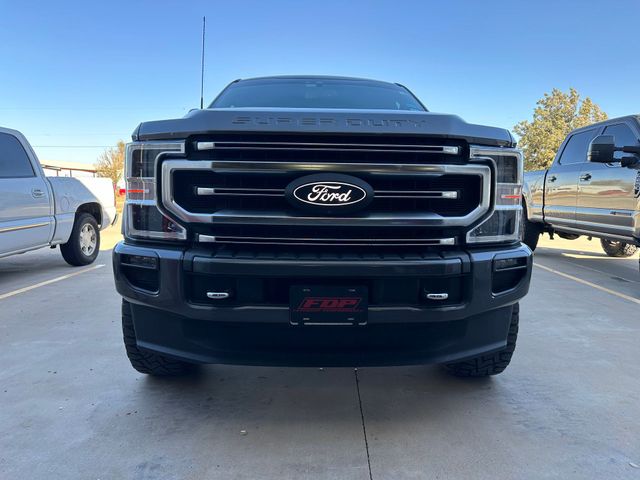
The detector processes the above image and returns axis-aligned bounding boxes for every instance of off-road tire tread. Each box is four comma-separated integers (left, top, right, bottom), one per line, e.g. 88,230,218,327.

444,303,519,377
60,213,100,266
600,239,637,258
122,300,192,376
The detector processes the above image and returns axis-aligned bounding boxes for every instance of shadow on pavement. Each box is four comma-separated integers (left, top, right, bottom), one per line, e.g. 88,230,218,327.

127,364,496,427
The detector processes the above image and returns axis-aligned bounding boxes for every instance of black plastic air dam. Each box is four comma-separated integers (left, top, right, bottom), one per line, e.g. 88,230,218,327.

130,302,515,367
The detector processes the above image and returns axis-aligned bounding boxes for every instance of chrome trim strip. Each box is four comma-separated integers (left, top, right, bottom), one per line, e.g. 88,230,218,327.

196,234,456,246
181,209,451,226
195,141,460,154
197,186,459,199
196,142,216,151
196,187,284,197
197,234,216,243
212,241,454,246
0,222,49,234
375,190,459,199
162,160,491,227
206,291,230,299
301,323,358,326
426,293,449,300
168,160,465,174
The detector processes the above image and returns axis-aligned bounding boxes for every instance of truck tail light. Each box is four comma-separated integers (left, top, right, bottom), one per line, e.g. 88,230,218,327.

123,142,187,240
467,149,523,244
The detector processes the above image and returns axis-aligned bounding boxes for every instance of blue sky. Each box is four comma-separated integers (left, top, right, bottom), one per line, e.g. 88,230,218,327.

1,0,639,163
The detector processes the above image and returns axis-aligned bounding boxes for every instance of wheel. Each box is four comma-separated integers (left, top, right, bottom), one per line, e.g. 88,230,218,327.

521,203,541,252
122,300,194,376
60,213,100,266
600,239,638,258
444,303,519,377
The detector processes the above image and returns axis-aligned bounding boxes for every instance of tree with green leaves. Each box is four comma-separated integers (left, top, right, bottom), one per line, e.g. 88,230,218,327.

514,88,607,171
95,140,125,187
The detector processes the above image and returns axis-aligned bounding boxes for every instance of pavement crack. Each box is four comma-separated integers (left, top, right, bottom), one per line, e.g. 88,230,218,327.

354,368,373,480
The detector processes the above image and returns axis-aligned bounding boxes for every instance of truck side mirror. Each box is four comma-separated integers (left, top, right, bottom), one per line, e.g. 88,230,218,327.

620,156,639,168
588,135,616,163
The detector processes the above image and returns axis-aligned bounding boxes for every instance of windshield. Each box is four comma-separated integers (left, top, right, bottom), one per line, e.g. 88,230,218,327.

210,78,426,111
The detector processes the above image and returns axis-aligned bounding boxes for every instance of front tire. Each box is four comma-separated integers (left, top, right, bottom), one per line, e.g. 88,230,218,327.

122,300,194,376
444,303,519,377
60,213,100,266
522,203,541,252
600,239,638,258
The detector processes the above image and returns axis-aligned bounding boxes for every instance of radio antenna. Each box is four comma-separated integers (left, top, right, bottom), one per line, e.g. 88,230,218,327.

200,16,206,109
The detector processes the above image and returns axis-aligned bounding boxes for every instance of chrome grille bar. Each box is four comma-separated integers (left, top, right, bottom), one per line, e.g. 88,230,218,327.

196,141,460,155
182,160,460,174
376,190,459,199
195,186,459,199
195,187,284,197
197,234,456,247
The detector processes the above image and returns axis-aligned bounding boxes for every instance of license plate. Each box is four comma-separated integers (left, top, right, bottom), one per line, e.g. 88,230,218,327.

290,286,368,325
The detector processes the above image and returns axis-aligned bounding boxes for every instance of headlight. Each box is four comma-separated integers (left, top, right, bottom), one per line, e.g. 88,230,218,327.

123,141,187,240
467,148,523,244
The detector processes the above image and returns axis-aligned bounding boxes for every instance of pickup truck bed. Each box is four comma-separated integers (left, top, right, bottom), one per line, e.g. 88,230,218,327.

0,126,117,265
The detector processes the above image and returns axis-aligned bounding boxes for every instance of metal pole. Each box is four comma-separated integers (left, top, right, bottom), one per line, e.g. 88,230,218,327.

200,16,206,109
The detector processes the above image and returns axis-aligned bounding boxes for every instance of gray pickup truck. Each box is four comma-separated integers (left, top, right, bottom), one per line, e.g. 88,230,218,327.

522,115,640,256
112,75,532,378
0,127,117,265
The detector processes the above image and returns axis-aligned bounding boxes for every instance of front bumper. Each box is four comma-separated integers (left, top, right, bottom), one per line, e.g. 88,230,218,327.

101,205,118,230
113,242,532,367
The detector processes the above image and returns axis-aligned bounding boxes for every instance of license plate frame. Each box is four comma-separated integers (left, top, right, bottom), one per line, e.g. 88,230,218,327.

290,285,368,326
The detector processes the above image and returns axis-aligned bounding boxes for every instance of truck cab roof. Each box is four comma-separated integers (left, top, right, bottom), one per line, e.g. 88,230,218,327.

209,75,427,112
231,75,403,86
570,115,640,135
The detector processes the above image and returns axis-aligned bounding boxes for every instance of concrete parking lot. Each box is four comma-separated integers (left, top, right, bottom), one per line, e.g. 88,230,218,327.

1,230,639,480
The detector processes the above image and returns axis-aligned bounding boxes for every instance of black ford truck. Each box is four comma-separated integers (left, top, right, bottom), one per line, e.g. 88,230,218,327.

113,76,532,378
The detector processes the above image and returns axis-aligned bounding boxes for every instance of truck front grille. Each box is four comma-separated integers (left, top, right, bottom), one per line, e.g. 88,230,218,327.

159,136,492,247
172,170,481,217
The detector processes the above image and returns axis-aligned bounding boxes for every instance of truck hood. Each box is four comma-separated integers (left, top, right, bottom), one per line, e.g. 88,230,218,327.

134,108,514,147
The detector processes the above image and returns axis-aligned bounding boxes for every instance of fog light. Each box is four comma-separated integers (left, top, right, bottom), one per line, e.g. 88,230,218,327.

492,255,528,294
494,257,526,271
123,254,158,270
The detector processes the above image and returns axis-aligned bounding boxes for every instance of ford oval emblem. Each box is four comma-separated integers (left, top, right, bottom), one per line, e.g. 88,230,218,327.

285,173,374,214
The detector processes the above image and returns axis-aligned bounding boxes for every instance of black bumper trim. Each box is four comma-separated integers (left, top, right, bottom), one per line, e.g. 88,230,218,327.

131,304,514,367
113,241,531,366
113,242,531,325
